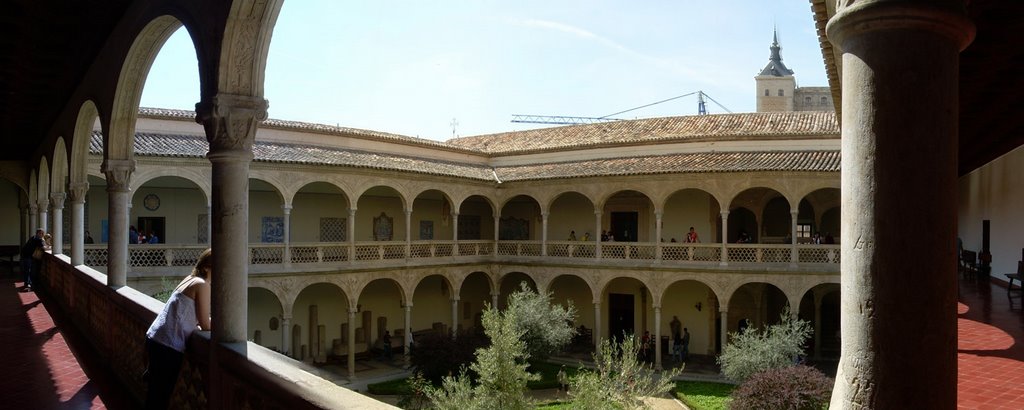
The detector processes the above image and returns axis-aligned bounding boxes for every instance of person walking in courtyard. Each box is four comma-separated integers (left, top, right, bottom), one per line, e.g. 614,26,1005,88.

681,327,691,361
144,248,212,409
557,366,569,393
382,330,392,360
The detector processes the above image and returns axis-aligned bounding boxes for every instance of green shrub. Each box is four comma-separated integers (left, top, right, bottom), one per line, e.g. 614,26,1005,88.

505,281,577,361
567,334,682,410
728,365,833,410
717,310,811,382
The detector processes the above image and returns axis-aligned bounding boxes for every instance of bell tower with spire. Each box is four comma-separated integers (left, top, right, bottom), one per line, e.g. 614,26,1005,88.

755,29,796,112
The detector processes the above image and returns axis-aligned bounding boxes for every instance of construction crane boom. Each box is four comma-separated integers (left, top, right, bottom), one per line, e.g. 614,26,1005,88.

511,90,731,125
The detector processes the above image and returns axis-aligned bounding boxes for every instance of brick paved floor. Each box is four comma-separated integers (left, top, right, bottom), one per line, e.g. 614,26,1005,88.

958,276,1024,409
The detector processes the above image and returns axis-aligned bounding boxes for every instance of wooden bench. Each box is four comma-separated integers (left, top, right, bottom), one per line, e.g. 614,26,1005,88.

1006,261,1024,296
0,245,19,275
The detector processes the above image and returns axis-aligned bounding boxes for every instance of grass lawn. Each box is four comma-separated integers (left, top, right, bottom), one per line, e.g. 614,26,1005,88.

366,361,583,395
674,380,735,410
366,377,414,395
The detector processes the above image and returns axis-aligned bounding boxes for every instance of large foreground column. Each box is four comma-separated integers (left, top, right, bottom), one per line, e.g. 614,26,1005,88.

826,2,972,408
197,94,268,344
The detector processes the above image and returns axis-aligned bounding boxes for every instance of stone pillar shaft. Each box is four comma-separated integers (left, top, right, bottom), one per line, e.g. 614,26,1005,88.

282,317,292,357
28,204,37,234
719,211,729,266
719,309,728,350
594,211,603,258
826,2,972,407
282,205,292,264
103,159,134,288
348,208,357,262
69,183,87,265
654,306,662,370
404,304,413,354
593,302,601,350
450,298,459,338
50,193,66,255
347,308,356,379
540,212,548,256
198,94,267,344
38,200,49,234
654,212,663,261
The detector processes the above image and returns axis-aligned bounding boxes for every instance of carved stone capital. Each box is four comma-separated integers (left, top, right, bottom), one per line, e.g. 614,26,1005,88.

37,199,50,211
196,94,269,156
102,159,136,192
49,192,67,210
828,0,974,51
68,182,89,203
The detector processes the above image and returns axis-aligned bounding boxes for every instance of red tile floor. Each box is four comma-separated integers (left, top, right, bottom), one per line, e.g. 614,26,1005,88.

1,267,1022,409
1,272,133,409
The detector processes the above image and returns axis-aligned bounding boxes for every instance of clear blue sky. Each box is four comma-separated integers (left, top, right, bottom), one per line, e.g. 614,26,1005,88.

141,1,827,141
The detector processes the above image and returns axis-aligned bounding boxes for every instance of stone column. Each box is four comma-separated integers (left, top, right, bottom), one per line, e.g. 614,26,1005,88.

451,212,459,242
790,209,799,265
28,204,38,234
404,304,413,356
827,3,972,407
102,159,134,288
493,215,500,242
68,182,88,265
654,305,662,370
38,199,49,234
49,192,66,255
719,308,729,349
540,212,548,256
813,291,824,361
282,205,292,264
347,307,357,380
197,94,267,344
491,292,499,310
594,210,603,258
593,302,602,350
450,297,460,338
719,211,729,266
282,316,292,357
405,209,413,258
348,208,357,262
22,205,30,243
654,211,663,262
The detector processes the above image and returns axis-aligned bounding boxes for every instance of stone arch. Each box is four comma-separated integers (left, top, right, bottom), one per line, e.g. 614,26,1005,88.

801,187,841,242
248,286,284,350
661,279,718,356
412,274,457,334
356,278,406,349
797,283,841,359
455,194,496,241
454,194,497,217
51,138,69,194
728,187,790,243
548,191,596,242
109,15,193,160
498,194,541,240
663,188,722,243
727,282,789,334
70,100,100,186
291,181,351,243
497,271,537,309
131,168,212,204
131,176,209,243
457,271,495,330
250,177,286,243
215,0,284,97
601,189,656,242
291,282,350,361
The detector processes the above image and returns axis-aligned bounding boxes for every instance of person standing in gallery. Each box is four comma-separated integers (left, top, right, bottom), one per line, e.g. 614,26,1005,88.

144,248,212,409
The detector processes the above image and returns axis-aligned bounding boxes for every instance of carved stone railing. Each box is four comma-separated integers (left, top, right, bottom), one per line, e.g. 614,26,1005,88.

36,252,395,409
82,242,840,270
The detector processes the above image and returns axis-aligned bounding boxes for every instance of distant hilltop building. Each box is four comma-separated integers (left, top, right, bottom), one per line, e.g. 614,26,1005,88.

755,30,833,113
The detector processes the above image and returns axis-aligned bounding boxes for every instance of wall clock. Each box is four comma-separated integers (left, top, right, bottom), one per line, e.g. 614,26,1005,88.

143,194,161,211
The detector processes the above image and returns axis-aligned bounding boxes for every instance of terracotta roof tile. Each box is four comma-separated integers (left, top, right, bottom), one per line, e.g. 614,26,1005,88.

446,111,838,154
493,151,840,181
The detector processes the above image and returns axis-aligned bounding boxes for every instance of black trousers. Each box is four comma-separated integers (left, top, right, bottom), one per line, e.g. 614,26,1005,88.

144,338,184,410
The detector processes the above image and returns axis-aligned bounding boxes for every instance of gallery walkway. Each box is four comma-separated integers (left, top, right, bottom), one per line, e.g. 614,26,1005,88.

2,269,1023,409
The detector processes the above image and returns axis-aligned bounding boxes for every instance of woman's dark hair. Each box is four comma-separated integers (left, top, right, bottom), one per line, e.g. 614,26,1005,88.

192,248,212,279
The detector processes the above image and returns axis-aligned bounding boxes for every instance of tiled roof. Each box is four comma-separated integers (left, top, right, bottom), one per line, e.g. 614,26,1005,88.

90,132,496,181
494,151,840,181
137,107,480,154
445,111,838,154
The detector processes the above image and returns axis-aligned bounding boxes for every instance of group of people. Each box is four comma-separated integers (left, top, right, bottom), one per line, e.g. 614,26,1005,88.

636,315,691,365
810,232,835,244
129,225,160,244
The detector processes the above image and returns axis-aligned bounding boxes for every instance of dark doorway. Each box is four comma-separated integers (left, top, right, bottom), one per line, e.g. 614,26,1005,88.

137,217,165,244
610,212,639,242
608,293,635,342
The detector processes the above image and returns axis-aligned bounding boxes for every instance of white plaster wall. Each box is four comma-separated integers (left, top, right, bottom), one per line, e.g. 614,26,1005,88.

130,186,207,243
659,281,714,354
292,284,349,358
0,180,21,245
411,198,453,240
358,280,404,347
412,275,455,332
248,288,283,350
958,144,1024,280
663,190,716,243
549,195,596,240
291,192,348,242
86,184,110,242
355,196,406,242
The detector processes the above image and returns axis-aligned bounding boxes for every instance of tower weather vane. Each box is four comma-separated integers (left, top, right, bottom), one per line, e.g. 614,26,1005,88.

450,118,459,138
